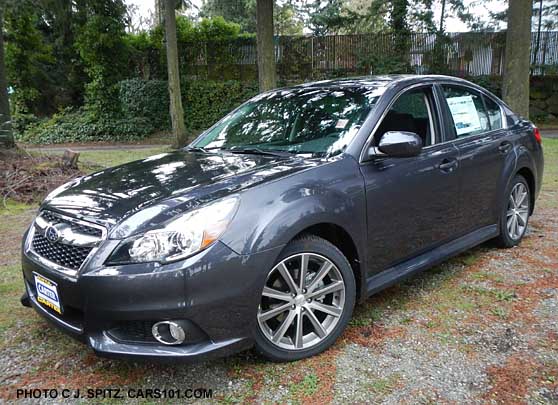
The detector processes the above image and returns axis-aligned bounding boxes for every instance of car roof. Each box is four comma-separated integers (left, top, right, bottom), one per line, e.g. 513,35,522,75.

289,74,470,91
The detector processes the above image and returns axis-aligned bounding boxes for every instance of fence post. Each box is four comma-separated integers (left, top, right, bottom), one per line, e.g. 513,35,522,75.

311,36,314,78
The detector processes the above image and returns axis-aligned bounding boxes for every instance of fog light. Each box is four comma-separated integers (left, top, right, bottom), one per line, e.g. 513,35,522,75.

152,321,186,345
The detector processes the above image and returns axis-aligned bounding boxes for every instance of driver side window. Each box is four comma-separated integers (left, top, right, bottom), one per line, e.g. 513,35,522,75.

374,87,437,147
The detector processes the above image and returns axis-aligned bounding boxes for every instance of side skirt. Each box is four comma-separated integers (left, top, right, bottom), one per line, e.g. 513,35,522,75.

365,224,499,297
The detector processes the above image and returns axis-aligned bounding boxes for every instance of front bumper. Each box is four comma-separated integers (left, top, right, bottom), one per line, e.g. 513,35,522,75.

21,233,282,362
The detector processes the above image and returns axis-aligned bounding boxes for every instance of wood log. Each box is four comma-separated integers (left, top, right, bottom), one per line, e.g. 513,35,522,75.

62,149,80,169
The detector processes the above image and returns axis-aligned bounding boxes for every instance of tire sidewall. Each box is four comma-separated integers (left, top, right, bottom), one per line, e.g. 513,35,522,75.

253,237,356,362
499,175,530,247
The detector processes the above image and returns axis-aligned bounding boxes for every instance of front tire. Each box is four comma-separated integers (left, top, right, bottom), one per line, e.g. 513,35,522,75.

254,236,356,362
494,174,531,248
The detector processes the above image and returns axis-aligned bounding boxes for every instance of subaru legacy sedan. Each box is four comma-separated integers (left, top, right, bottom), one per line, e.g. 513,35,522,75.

21,75,543,362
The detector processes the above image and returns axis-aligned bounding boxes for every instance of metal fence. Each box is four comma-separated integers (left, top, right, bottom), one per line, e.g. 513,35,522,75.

134,31,558,81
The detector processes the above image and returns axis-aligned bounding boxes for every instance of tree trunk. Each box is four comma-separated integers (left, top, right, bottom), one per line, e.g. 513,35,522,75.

533,0,543,66
439,0,446,33
0,8,15,149
163,0,187,148
256,0,276,92
502,0,532,118
391,0,410,71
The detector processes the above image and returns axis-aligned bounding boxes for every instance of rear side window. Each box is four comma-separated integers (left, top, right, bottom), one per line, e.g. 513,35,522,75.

483,96,503,130
442,85,489,138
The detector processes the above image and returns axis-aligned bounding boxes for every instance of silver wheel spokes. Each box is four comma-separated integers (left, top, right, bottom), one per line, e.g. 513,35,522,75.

506,183,529,240
257,253,345,351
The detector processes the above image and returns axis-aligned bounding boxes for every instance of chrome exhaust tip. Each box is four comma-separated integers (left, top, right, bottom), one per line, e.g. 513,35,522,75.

152,321,186,345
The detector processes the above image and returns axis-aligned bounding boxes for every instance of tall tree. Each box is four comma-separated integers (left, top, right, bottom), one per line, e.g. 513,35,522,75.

201,0,256,33
274,2,303,35
533,0,543,65
0,6,15,148
302,0,346,35
75,0,128,116
502,0,532,118
256,0,276,92
163,0,187,147
439,0,446,32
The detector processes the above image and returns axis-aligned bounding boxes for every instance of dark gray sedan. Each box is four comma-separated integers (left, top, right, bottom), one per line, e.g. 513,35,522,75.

21,75,544,362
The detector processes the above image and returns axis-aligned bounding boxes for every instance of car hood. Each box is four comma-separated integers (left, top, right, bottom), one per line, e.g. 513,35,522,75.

43,150,320,238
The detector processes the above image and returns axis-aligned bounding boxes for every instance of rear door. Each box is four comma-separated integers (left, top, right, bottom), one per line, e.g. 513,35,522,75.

359,85,461,275
438,84,510,233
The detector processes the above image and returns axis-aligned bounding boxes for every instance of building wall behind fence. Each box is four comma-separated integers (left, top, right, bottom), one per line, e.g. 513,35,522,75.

132,31,558,82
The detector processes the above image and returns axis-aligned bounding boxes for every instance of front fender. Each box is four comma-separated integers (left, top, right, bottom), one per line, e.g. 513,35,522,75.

221,156,367,260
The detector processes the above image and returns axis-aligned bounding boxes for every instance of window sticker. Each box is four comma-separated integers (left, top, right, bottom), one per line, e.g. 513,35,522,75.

335,119,349,129
446,96,482,136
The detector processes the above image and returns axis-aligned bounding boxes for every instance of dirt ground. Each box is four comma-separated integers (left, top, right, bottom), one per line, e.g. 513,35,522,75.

0,141,557,404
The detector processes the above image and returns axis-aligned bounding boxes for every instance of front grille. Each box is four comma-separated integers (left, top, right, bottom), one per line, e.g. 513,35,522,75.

32,233,92,270
41,211,103,238
29,210,105,272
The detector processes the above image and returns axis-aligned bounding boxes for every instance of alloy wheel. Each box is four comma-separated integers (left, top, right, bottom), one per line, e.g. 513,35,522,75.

506,182,529,240
257,253,346,351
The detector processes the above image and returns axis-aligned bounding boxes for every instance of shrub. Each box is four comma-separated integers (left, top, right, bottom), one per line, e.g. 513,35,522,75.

18,79,259,144
119,78,258,131
119,79,170,129
11,111,41,135
17,108,154,144
182,80,258,130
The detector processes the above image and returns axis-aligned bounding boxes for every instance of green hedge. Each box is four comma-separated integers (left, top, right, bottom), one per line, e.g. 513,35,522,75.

182,80,258,129
119,79,170,129
17,79,259,144
17,108,155,144
118,78,259,130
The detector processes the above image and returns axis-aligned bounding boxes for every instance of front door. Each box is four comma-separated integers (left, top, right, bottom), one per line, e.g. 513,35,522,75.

359,85,461,275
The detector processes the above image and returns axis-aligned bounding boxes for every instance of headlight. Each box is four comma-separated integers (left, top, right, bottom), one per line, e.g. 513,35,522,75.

107,197,239,264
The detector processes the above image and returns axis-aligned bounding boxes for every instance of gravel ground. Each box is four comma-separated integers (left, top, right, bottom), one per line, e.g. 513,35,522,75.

1,153,557,404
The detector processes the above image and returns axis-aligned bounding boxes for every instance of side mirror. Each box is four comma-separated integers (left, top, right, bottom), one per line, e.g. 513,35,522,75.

377,131,423,157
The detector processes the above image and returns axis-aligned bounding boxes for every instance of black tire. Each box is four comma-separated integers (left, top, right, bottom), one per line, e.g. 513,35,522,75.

494,174,531,248
254,235,356,362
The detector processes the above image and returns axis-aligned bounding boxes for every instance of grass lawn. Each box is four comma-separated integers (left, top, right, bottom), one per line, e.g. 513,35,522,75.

78,147,170,171
0,139,557,403
542,137,558,187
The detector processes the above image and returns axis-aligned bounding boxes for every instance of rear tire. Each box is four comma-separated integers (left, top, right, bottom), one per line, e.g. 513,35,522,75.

254,236,356,362
494,174,531,248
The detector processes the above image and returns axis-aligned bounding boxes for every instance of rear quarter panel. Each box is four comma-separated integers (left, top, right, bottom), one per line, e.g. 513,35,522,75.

490,120,543,222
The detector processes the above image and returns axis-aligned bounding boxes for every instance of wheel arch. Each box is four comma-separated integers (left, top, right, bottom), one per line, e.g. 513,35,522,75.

516,166,536,215
497,147,538,219
291,222,365,302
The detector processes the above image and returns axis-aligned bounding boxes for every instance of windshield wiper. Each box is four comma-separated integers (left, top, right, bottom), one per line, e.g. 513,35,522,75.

225,147,294,158
185,146,222,153
185,146,207,152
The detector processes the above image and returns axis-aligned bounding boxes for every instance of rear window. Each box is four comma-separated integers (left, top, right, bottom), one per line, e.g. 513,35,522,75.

442,85,490,137
483,96,503,131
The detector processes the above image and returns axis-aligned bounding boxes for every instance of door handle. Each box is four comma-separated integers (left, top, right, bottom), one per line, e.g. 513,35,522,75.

438,158,458,172
498,142,512,154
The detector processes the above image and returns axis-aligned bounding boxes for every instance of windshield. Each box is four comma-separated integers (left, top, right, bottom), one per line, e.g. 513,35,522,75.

192,86,383,157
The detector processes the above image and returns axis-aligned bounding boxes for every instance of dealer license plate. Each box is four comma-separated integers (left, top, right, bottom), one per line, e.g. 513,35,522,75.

34,273,63,314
